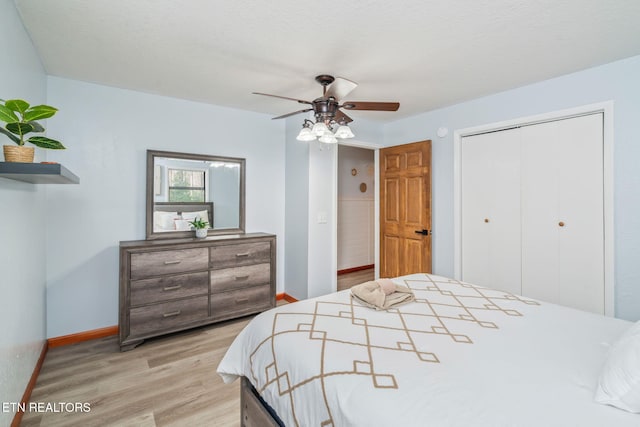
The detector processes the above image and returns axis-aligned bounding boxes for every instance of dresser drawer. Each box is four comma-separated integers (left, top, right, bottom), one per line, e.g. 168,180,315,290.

130,248,208,280
129,296,208,337
210,241,271,269
210,285,272,321
131,271,209,306
210,263,270,293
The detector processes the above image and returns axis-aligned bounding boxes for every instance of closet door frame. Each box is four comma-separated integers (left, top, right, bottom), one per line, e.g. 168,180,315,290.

452,101,614,316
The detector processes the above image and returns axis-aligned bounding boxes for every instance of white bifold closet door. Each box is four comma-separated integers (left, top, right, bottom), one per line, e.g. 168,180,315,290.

461,113,604,314
461,128,522,296
520,114,604,313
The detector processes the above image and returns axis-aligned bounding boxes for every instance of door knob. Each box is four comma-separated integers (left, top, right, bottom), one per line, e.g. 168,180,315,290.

415,229,430,236
484,218,489,223
559,221,565,227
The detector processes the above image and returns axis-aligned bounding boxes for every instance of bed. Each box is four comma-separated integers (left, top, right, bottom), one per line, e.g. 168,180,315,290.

217,273,639,426
153,201,214,231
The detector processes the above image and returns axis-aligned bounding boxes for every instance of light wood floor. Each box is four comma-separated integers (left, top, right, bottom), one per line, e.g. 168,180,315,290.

21,316,256,427
337,267,374,291
20,272,373,426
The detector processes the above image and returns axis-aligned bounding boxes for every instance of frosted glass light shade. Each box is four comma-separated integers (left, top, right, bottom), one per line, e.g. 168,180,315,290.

296,127,316,141
335,125,355,139
318,132,338,144
311,121,329,136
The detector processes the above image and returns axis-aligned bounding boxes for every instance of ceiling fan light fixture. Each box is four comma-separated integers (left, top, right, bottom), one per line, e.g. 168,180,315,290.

254,74,398,144
335,124,355,139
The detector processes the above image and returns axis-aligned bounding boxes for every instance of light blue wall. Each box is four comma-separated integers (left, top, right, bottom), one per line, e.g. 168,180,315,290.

307,141,338,298
284,118,310,300
44,77,286,337
0,0,47,425
385,55,640,321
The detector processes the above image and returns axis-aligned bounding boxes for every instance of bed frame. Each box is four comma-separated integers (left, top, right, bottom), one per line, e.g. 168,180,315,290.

241,377,284,427
154,201,214,226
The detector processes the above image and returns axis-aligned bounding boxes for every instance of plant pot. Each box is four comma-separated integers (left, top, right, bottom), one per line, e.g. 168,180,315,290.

3,145,34,163
195,228,208,238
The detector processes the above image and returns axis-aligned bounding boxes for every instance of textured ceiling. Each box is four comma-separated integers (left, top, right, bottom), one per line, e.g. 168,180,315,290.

15,0,640,122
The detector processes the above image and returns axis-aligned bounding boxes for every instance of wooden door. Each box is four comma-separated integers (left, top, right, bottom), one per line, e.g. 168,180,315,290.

520,113,604,314
380,141,431,277
461,128,522,295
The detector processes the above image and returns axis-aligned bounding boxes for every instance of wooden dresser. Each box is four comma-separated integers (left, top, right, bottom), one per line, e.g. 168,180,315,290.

119,233,276,351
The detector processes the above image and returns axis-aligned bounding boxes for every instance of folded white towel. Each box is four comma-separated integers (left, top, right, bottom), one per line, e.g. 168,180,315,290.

350,280,415,310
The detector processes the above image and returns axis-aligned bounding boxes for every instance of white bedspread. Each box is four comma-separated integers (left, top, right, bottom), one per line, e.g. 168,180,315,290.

217,273,637,426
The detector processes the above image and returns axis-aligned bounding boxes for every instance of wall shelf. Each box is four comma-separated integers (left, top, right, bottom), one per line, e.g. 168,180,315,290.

0,162,79,184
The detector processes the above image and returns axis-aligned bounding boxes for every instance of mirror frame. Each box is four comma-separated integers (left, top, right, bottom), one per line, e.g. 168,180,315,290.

146,149,246,239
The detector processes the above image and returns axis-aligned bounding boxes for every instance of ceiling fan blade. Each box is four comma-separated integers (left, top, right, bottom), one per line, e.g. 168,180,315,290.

341,101,400,111
335,109,353,124
253,92,312,105
325,77,358,100
271,108,313,120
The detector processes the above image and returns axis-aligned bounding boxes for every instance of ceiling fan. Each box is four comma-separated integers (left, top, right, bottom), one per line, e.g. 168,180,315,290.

253,74,399,143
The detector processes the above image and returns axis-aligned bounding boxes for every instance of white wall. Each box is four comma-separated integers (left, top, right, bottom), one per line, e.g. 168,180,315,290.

384,55,640,321
209,164,241,229
337,199,374,270
0,0,47,425
44,77,286,338
337,145,375,270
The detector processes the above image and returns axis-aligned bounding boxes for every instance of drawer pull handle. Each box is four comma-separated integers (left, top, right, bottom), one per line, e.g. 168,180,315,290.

163,285,182,291
163,260,182,265
236,253,250,258
163,310,181,318
236,298,249,304
235,275,250,281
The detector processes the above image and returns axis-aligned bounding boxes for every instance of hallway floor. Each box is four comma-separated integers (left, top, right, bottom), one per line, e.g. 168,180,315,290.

337,268,374,292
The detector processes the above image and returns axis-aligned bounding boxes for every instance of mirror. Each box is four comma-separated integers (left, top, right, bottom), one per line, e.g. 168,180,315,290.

146,150,245,239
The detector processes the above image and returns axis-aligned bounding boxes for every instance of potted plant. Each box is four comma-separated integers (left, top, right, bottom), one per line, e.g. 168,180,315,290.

188,217,209,238
0,98,65,163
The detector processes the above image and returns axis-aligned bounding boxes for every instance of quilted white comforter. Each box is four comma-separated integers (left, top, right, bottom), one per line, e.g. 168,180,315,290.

217,273,637,426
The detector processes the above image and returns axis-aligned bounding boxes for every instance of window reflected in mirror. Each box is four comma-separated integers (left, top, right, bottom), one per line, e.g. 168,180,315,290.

167,168,206,202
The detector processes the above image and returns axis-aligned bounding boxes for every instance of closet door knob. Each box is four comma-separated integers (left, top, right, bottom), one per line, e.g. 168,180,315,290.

558,221,565,227
484,218,489,223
